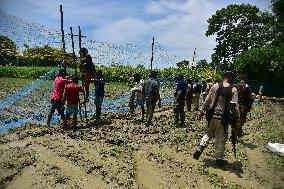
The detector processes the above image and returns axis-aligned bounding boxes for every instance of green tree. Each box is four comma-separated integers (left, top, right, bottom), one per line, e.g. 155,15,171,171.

234,1,284,83
23,45,75,66
206,4,274,70
0,35,19,65
176,60,189,68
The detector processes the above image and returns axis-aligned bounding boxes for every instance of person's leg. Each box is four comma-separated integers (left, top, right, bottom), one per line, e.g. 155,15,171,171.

57,101,66,126
174,103,179,125
47,101,56,125
141,106,145,120
72,104,78,129
96,105,101,120
193,119,215,160
239,110,247,135
214,120,228,160
180,100,185,125
85,79,90,100
129,92,135,116
146,103,155,126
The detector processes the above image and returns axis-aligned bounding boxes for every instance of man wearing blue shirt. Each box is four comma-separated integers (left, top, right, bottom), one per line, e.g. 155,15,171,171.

174,74,188,127
93,70,105,121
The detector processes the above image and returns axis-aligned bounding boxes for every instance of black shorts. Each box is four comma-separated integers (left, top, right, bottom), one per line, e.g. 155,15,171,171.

50,99,64,115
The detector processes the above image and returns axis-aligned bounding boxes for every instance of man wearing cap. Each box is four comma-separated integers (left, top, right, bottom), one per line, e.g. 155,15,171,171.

79,47,95,100
174,74,188,127
193,71,239,167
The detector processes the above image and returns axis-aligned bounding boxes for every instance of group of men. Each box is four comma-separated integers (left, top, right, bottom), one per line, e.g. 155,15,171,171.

47,48,105,130
47,47,254,165
138,71,253,166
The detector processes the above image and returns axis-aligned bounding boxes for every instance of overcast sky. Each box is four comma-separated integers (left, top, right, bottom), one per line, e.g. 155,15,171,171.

0,0,271,62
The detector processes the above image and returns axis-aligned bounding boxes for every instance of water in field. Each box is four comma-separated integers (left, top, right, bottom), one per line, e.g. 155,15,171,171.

0,68,176,133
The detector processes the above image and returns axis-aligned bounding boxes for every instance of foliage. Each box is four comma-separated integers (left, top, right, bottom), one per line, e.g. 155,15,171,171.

0,35,18,57
0,35,19,65
0,65,221,83
0,66,54,79
234,45,284,82
206,4,274,70
23,45,75,67
176,60,189,68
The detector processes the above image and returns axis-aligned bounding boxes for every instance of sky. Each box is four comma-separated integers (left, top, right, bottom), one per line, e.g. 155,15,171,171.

0,0,271,62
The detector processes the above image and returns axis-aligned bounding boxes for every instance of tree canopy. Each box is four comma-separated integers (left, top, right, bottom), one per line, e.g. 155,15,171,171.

23,45,75,66
206,4,273,70
0,35,19,57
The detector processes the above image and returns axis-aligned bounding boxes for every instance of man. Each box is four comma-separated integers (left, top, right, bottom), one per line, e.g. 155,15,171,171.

79,47,95,100
93,70,105,121
186,79,194,111
193,78,202,111
203,79,213,101
174,74,188,126
237,75,253,136
47,69,71,126
63,76,84,130
130,73,145,120
142,71,160,126
193,71,239,167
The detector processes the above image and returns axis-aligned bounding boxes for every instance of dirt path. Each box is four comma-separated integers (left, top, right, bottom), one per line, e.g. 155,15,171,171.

0,102,283,188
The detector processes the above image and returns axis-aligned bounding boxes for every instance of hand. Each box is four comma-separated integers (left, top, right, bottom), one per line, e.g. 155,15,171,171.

198,111,204,120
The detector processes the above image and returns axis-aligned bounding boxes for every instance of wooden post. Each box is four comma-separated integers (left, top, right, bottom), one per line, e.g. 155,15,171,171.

151,37,154,71
60,5,66,52
69,27,77,75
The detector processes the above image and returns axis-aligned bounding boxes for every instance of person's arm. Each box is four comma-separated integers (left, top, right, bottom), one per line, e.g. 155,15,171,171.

63,88,67,104
198,83,216,119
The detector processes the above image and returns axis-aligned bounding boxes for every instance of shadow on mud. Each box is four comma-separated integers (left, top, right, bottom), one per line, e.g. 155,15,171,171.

203,158,244,178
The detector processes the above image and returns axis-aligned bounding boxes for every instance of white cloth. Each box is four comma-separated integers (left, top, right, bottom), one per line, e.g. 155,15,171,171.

266,143,284,156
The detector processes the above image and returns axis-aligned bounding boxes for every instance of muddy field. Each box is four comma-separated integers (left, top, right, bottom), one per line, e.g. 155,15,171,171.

0,100,283,189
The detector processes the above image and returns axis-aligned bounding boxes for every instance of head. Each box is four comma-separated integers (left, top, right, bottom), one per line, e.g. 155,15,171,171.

239,74,248,85
149,71,158,79
206,78,212,83
58,69,66,78
175,74,183,82
79,47,88,56
96,70,103,79
133,73,141,83
186,79,193,84
71,75,79,84
194,78,199,83
223,71,234,84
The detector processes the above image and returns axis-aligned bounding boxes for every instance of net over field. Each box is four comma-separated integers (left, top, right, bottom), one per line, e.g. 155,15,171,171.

0,11,180,132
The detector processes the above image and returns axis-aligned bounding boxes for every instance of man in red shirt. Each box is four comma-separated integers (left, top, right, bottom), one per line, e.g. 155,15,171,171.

47,69,71,126
63,76,84,130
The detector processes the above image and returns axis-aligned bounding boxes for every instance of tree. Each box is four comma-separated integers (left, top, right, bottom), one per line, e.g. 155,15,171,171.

176,60,189,68
206,4,274,70
271,0,284,45
235,1,284,83
0,35,19,65
23,45,75,66
196,59,210,68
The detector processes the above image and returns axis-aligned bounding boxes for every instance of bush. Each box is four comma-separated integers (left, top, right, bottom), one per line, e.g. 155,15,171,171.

0,65,221,84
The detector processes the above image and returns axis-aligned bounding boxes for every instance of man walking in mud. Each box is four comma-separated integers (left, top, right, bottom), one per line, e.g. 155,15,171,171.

193,71,239,167
174,74,187,127
142,71,160,127
236,74,253,136
186,79,194,111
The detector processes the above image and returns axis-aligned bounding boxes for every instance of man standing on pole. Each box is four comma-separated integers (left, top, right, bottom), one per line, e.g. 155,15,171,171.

79,47,95,100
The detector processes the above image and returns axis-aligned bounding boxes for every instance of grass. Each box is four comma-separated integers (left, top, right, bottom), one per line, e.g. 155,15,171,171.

0,78,35,100
0,77,130,101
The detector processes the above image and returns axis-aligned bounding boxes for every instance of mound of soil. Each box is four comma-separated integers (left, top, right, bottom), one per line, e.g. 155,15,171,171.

0,102,283,188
